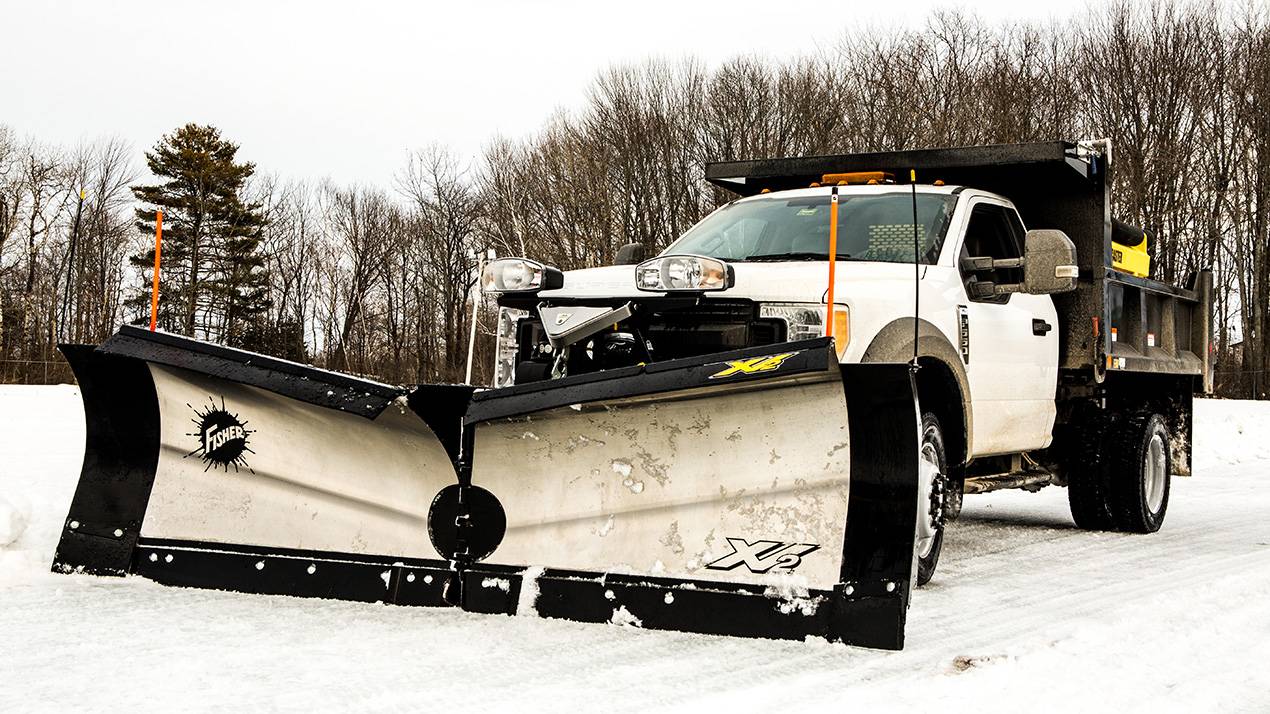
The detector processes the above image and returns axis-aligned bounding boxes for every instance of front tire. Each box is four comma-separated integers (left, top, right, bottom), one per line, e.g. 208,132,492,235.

916,412,948,586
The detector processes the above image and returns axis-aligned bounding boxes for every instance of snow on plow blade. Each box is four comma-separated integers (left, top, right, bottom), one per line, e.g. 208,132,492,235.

55,328,921,649
455,338,922,649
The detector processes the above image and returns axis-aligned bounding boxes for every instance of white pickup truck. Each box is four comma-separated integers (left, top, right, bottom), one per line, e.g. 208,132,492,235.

484,141,1213,583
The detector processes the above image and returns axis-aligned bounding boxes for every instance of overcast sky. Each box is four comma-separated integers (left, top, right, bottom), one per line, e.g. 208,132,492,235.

3,0,1081,186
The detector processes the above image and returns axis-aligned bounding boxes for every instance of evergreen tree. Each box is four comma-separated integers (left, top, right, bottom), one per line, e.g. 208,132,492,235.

129,124,269,346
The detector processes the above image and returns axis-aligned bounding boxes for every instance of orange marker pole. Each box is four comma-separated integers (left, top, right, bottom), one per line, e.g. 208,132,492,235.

149,210,163,331
825,187,839,340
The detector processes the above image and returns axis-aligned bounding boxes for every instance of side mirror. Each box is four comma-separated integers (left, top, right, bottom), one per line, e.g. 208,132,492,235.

615,243,646,266
961,229,1078,299
1021,229,1078,295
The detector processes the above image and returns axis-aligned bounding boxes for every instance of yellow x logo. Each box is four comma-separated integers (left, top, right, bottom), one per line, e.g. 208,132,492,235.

709,352,797,379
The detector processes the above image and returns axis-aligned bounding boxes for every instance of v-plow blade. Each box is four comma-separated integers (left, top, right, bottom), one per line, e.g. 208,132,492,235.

55,326,921,649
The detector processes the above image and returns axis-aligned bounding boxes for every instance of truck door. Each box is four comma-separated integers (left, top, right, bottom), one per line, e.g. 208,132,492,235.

957,199,1059,456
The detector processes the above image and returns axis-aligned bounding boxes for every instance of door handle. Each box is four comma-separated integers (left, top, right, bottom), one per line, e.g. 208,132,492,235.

1032,318,1052,336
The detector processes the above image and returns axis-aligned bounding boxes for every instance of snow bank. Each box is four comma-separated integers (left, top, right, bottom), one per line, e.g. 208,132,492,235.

1193,398,1270,470
0,492,30,546
0,385,83,585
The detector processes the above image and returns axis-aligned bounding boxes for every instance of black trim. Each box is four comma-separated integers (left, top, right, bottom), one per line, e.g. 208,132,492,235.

498,294,700,311
100,325,408,418
705,141,1086,197
467,337,836,423
407,384,476,462
54,345,162,576
835,363,922,649
134,538,453,607
463,564,906,646
1106,270,1197,301
126,538,910,648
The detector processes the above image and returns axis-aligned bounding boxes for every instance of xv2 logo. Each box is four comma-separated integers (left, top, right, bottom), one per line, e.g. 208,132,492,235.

186,397,255,473
704,537,820,574
709,352,797,379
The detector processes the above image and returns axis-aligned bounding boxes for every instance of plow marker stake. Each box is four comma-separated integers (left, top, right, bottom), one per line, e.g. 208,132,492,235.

149,210,162,331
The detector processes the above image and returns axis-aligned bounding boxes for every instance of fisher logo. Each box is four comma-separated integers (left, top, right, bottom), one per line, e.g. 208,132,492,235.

186,397,255,473
709,352,797,379
704,537,820,574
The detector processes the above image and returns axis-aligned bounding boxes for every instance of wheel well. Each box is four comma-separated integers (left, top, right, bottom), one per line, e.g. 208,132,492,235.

915,357,967,467
1101,371,1195,477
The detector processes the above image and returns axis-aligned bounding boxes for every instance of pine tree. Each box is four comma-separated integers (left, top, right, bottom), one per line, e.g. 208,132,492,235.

129,124,269,346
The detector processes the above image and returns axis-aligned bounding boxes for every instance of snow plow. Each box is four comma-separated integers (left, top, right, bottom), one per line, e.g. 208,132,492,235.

56,325,923,649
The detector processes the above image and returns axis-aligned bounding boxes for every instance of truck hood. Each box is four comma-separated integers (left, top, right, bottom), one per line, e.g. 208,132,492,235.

538,261,924,304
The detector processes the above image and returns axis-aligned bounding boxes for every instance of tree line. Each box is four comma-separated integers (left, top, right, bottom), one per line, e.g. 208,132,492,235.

1,1,1267,396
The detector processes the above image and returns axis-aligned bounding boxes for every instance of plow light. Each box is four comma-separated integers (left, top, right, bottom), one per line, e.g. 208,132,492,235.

821,171,894,185
635,255,734,292
482,258,564,294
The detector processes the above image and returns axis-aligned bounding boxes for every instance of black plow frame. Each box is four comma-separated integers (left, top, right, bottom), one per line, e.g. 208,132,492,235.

55,330,921,650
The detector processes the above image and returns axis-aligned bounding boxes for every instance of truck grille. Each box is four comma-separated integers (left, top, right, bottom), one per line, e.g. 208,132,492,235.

645,300,784,360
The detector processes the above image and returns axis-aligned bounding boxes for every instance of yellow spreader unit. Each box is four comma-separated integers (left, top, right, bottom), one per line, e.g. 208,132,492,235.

1112,219,1151,278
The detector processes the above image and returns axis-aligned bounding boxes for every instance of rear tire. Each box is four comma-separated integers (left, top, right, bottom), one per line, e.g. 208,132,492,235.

1105,412,1171,533
916,412,948,586
1066,410,1171,533
1066,411,1116,530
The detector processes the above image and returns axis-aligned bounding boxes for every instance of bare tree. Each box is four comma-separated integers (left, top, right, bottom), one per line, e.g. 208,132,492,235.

398,145,483,381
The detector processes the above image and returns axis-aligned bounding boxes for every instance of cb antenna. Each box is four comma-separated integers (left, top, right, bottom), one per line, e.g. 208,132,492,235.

825,185,840,345
910,169,920,370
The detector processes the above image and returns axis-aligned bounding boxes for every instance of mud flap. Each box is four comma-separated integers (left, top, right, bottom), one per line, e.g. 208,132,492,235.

55,326,467,603
455,338,921,648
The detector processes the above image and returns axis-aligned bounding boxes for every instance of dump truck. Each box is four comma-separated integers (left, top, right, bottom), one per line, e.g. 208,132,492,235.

53,140,1211,651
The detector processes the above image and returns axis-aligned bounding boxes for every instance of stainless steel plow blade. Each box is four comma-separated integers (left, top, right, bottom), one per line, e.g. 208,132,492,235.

55,328,921,649
448,337,922,649
56,325,468,605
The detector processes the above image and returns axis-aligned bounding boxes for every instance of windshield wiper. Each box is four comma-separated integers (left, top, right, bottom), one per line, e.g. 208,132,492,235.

740,252,853,262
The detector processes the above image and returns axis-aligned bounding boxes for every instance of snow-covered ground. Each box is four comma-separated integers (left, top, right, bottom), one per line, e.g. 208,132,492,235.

2,385,1267,712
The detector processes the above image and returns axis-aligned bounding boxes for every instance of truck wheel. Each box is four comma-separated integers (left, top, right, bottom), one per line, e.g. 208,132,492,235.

1106,412,1171,533
944,469,965,521
916,412,948,586
1065,414,1116,531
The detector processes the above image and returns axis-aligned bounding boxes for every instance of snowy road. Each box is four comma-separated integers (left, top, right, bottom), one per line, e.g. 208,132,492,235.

2,386,1267,712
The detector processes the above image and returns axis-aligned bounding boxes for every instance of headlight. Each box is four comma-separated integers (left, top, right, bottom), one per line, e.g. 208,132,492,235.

482,258,563,294
635,255,733,292
760,302,849,355
493,306,528,387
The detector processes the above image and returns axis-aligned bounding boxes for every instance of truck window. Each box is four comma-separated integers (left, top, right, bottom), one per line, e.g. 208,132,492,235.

665,192,958,264
960,203,1025,302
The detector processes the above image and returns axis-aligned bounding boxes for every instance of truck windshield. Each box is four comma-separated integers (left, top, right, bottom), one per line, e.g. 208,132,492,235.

665,192,958,264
